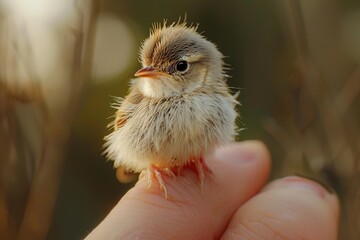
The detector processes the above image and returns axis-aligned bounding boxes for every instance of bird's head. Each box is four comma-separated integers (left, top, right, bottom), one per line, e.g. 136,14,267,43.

134,21,226,98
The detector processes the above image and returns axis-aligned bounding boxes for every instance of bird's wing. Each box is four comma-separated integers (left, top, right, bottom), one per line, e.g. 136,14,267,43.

112,87,143,130
110,88,143,183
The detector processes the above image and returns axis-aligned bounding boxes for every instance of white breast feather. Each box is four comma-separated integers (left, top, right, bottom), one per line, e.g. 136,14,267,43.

104,93,238,172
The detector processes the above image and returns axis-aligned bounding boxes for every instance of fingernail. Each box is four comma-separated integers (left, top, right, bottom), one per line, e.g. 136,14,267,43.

215,141,261,164
279,176,330,198
294,173,334,194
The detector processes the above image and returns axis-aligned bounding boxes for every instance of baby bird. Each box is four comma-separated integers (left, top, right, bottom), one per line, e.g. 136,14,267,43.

104,21,238,197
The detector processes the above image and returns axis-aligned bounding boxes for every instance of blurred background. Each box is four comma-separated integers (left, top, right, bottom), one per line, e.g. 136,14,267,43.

0,0,359,239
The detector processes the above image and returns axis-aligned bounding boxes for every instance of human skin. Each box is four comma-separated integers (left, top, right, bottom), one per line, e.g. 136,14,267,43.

86,141,339,239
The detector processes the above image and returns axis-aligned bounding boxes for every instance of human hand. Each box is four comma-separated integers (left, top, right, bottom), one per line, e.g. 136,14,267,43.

86,141,339,239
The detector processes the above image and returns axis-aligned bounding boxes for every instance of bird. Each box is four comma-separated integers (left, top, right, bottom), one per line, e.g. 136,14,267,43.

104,20,238,198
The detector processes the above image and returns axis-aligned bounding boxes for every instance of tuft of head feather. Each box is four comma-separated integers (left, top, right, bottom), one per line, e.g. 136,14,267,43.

139,20,224,77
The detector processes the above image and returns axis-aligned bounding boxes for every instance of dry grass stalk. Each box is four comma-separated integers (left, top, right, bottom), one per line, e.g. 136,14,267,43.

0,1,101,239
267,0,360,239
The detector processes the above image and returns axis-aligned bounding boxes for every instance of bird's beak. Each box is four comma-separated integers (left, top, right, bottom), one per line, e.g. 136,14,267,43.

134,66,170,78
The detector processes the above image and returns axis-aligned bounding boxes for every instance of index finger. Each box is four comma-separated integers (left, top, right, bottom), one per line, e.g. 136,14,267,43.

86,141,270,239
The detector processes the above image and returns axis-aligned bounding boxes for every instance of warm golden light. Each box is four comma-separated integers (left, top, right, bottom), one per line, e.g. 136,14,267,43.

1,0,74,21
93,14,136,81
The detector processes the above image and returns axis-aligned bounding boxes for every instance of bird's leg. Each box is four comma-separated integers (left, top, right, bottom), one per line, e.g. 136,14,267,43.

194,160,205,191
173,164,183,176
147,164,176,199
199,156,214,175
191,156,214,191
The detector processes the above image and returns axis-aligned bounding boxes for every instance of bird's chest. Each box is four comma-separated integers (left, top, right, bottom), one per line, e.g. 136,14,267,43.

127,94,219,151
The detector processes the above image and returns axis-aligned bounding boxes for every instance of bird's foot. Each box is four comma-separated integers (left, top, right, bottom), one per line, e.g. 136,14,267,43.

190,156,214,191
144,157,213,198
147,165,176,199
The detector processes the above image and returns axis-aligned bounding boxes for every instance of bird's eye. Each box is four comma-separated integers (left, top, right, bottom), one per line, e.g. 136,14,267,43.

175,60,189,73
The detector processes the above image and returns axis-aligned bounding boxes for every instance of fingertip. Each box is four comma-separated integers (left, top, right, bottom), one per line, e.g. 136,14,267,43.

221,176,339,240
262,176,339,219
215,140,270,163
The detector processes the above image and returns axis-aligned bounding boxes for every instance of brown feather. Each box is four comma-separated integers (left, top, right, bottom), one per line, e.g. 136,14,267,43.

114,87,143,130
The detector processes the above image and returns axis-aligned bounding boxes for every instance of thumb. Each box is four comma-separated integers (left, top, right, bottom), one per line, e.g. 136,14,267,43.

221,176,339,240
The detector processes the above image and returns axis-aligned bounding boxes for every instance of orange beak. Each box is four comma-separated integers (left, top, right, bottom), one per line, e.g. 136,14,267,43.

134,66,170,78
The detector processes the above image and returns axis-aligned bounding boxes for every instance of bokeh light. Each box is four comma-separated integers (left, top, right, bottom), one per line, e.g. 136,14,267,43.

92,13,136,81
0,0,74,22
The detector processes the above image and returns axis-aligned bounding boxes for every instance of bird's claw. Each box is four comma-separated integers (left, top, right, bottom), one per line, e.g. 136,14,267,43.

147,165,176,199
192,156,214,192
